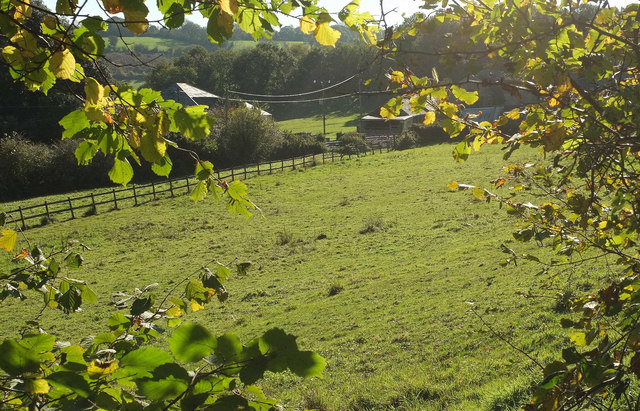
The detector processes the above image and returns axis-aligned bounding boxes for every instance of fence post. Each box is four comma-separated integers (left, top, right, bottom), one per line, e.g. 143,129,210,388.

217,170,220,181
303,155,306,167
256,163,260,176
244,166,247,180
44,200,50,220
68,197,75,219
281,159,284,171
322,152,325,164
132,184,138,206
185,177,190,193
269,161,272,174
18,206,26,230
112,190,118,210
292,157,296,170
332,151,335,162
91,193,96,213
152,182,156,200
231,168,235,181
169,180,174,197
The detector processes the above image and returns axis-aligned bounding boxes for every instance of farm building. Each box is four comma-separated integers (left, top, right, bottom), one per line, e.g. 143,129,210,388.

161,83,271,116
358,98,430,137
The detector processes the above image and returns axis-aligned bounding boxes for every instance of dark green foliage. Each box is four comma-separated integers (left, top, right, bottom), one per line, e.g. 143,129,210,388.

214,107,283,167
0,134,111,201
409,124,450,145
270,132,325,160
395,130,418,150
338,132,369,155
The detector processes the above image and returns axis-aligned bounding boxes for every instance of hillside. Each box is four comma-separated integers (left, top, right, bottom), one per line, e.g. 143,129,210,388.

0,144,599,409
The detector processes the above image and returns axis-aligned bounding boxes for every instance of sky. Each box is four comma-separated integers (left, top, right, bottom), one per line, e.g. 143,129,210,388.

40,0,633,29
40,0,425,28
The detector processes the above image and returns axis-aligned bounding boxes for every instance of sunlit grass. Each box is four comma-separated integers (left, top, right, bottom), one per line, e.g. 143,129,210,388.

0,144,605,409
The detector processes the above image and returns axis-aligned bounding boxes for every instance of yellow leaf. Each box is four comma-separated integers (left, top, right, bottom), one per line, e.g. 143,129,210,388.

166,306,182,318
217,10,234,36
446,180,459,191
125,12,149,35
13,0,32,21
24,378,49,394
0,229,18,252
423,111,436,126
314,14,341,47
190,300,205,312
472,187,485,200
599,221,608,229
300,16,316,34
390,70,404,83
84,77,105,106
472,136,484,151
102,0,123,14
218,0,238,15
50,49,76,80
87,360,118,378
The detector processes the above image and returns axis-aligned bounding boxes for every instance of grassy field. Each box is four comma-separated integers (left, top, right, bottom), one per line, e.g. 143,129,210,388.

0,144,602,409
277,112,360,138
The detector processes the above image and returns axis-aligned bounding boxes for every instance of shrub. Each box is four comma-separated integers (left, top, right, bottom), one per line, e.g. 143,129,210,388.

408,124,450,146
338,132,369,156
395,130,417,150
270,132,325,160
214,107,283,167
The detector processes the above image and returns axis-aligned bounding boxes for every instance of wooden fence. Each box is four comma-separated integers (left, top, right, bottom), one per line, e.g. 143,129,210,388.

3,145,391,230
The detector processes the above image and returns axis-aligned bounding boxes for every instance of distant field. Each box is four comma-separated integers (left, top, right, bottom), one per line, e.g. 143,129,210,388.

0,144,602,409
277,112,360,138
106,37,305,53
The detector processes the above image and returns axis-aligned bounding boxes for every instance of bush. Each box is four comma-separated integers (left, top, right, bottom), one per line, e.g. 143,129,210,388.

270,132,325,160
214,107,283,167
0,134,111,201
394,130,417,150
408,124,450,146
338,132,369,156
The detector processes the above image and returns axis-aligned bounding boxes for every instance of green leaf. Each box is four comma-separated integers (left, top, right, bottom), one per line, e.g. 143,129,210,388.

259,328,298,355
216,262,231,280
288,350,326,377
215,333,243,364
64,253,83,269
107,312,131,328
450,85,479,105
0,340,41,376
164,3,185,28
169,323,216,363
47,371,92,397
109,156,134,186
80,285,97,304
58,287,82,313
138,378,188,400
452,141,471,162
190,181,208,203
130,296,154,316
151,155,173,177
62,112,90,140
195,160,214,181
172,106,215,140
119,347,173,379
75,141,99,165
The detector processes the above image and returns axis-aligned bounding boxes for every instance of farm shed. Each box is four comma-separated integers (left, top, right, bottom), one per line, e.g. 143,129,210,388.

358,98,429,137
161,83,271,116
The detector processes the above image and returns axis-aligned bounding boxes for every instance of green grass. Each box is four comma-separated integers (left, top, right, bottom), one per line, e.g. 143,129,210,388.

0,144,604,409
277,112,360,138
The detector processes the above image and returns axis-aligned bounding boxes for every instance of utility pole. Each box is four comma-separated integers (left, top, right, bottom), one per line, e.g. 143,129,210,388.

315,79,331,139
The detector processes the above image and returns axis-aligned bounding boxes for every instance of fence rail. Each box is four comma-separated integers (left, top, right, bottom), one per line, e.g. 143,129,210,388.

3,145,391,230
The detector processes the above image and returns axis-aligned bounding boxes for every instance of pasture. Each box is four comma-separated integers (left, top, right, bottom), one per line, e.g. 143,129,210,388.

0,144,601,409
277,112,360,138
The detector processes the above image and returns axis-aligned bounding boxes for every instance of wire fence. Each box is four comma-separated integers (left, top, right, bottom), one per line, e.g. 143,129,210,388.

4,145,392,230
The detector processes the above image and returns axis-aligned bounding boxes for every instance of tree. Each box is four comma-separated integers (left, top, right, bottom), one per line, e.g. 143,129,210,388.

381,0,640,408
0,0,379,408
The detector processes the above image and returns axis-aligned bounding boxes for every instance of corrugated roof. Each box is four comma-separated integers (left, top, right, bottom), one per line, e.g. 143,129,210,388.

176,83,219,99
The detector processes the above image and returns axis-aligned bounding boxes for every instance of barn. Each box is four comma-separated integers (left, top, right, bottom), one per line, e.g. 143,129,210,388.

161,83,271,116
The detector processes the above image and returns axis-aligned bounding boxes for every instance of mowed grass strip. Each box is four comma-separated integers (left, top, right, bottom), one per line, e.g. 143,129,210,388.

277,112,360,138
0,144,602,409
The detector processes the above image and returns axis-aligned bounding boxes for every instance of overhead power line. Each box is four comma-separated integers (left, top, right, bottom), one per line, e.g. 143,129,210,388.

220,89,393,105
225,73,360,99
